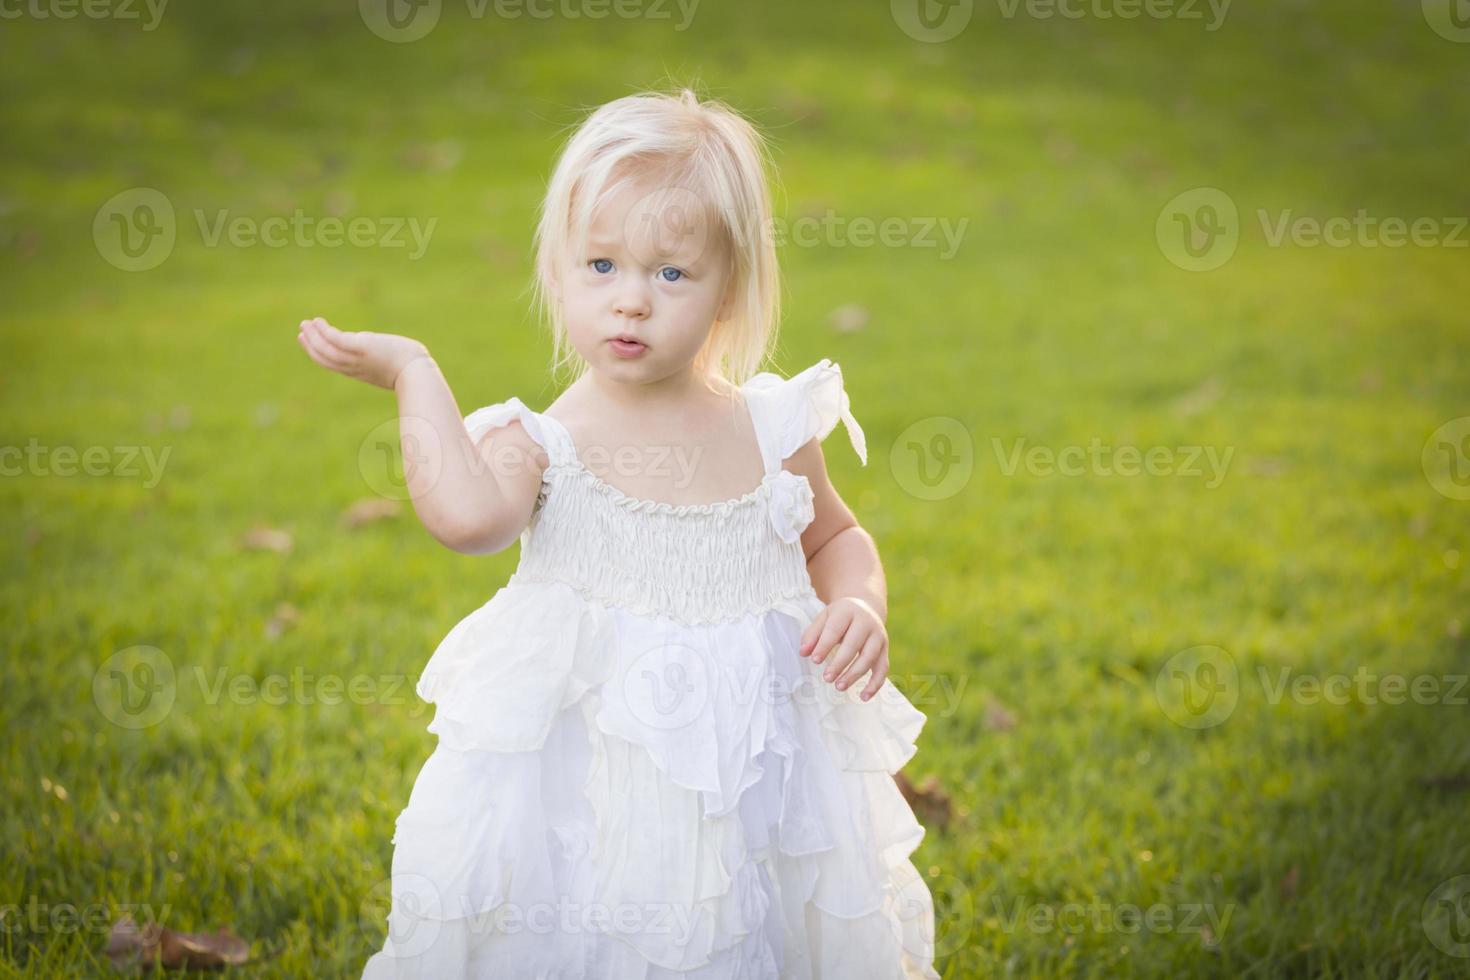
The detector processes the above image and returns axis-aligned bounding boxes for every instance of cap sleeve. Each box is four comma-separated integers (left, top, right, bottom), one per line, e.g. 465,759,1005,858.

463,397,558,458
744,358,868,468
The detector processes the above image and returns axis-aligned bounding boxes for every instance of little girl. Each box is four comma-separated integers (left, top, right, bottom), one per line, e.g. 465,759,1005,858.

297,87,940,980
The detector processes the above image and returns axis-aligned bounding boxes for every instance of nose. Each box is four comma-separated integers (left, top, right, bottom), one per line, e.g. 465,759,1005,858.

614,279,651,320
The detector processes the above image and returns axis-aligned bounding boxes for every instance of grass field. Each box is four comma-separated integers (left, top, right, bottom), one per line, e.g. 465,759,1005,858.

3,0,1469,976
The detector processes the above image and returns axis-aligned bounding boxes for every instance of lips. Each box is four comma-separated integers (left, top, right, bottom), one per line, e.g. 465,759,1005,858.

609,336,647,358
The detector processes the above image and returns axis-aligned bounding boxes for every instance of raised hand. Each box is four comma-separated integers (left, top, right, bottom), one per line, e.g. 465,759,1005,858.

296,316,432,390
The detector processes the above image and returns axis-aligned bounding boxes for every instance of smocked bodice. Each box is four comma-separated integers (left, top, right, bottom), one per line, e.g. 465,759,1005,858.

509,459,819,625
461,358,868,627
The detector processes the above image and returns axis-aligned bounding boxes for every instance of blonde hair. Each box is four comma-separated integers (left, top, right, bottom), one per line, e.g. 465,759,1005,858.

531,86,781,389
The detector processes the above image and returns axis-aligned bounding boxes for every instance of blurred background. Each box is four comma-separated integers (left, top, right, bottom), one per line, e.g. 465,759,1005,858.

3,0,1469,976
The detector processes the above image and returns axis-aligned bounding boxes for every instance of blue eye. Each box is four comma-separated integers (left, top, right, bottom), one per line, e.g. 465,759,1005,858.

659,266,684,282
591,258,613,274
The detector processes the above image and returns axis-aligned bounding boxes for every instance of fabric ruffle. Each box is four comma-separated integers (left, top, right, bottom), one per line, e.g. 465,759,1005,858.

744,359,868,469
463,396,563,460
364,586,940,980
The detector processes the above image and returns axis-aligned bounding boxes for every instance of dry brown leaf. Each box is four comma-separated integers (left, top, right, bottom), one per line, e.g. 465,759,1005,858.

982,694,1018,733
265,602,301,640
105,913,251,971
1245,456,1290,477
828,303,869,334
1278,865,1300,904
342,498,402,529
894,770,952,831
239,525,292,553
1172,377,1223,417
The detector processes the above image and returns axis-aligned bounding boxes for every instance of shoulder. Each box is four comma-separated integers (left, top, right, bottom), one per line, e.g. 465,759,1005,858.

462,396,554,475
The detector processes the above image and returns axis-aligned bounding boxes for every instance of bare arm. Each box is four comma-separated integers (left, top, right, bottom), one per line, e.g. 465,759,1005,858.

297,316,543,555
784,435,891,701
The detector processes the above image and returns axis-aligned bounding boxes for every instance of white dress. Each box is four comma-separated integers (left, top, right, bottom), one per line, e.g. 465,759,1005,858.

361,358,941,980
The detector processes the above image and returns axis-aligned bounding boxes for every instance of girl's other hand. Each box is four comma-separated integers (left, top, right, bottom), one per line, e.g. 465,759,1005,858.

297,316,431,390
799,596,890,702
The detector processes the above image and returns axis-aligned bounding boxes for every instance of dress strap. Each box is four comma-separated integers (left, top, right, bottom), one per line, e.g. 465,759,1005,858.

462,397,576,468
741,358,868,474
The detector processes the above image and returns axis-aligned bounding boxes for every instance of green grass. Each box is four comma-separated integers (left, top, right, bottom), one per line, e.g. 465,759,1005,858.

3,0,1469,976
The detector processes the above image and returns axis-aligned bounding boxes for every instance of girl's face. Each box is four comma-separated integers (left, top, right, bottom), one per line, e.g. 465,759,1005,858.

556,175,734,386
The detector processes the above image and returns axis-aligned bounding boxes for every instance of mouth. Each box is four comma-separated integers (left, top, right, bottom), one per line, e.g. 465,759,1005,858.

608,335,648,357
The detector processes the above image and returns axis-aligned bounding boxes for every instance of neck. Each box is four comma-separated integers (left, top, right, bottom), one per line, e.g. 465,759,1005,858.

583,364,720,414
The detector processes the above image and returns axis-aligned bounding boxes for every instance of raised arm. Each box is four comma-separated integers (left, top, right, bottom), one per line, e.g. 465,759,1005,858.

296,316,543,555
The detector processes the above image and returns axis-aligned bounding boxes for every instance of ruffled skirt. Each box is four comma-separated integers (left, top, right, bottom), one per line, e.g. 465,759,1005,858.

360,582,941,979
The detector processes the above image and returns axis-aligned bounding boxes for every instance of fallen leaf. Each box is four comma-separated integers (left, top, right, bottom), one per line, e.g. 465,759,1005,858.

1173,378,1222,417
1418,773,1470,793
1279,865,1300,904
982,694,1018,732
265,602,301,640
828,304,869,334
894,770,952,831
239,525,292,553
401,139,463,173
342,498,401,528
1245,456,1289,477
105,913,251,971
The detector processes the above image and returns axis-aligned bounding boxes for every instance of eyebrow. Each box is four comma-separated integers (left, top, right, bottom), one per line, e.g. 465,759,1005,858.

585,238,691,261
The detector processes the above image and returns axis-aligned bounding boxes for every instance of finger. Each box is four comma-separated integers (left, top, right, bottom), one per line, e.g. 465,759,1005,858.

301,324,350,366
316,317,367,354
834,632,885,691
859,649,889,702
310,318,360,358
298,332,348,374
799,608,828,657
300,327,354,372
810,609,849,665
821,628,865,683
